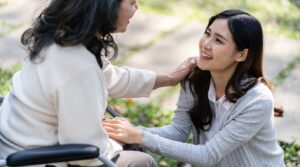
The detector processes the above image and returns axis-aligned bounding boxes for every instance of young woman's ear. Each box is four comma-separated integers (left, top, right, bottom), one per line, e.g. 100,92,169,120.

237,49,248,62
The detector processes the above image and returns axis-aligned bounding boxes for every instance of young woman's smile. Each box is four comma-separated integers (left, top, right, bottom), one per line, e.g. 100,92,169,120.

197,19,244,78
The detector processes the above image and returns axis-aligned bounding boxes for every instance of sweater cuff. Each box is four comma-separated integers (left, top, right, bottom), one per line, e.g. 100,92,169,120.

140,130,159,152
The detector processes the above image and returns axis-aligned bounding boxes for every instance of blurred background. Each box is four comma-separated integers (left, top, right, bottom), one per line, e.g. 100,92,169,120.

0,0,300,166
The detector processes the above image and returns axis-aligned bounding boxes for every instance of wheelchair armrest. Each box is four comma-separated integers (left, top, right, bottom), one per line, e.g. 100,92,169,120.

106,105,123,117
6,144,99,166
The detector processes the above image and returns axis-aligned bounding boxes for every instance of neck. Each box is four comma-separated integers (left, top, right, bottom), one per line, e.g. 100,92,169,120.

211,76,227,100
210,71,234,100
210,63,238,99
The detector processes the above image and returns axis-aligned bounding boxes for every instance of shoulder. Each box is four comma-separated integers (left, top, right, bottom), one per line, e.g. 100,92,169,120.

48,43,97,64
235,82,274,116
37,43,103,86
177,81,195,110
42,43,100,72
246,82,273,101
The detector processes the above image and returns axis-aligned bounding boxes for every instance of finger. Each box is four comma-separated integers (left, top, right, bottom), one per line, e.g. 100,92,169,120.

102,122,120,129
105,117,127,123
107,127,121,134
186,57,197,65
103,118,122,124
107,132,123,141
189,57,197,64
103,125,113,131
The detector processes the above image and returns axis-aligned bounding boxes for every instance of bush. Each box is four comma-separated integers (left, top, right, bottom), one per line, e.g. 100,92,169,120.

280,140,300,166
0,66,19,95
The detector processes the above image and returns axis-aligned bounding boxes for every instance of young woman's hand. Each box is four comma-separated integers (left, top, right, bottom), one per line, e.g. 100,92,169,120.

103,118,143,144
154,57,197,89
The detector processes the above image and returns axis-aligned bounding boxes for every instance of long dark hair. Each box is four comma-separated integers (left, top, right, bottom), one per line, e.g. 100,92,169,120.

21,0,121,68
186,9,283,132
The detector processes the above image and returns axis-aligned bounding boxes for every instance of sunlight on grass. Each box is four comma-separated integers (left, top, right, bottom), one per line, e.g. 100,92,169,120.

0,0,14,7
139,0,300,39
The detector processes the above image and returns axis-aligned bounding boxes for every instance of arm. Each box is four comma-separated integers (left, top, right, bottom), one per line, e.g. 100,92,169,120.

102,57,196,98
138,86,194,141
103,86,194,142
105,94,273,166
140,95,274,166
56,67,115,166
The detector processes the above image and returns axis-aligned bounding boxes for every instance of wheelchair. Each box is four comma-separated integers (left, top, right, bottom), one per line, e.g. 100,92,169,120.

0,96,118,167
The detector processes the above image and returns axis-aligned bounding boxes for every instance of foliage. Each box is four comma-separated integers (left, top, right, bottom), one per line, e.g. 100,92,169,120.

289,0,300,8
0,66,20,95
108,98,174,126
279,140,300,166
139,0,300,39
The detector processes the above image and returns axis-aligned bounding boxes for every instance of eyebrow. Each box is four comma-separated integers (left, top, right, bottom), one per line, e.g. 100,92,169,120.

207,28,229,41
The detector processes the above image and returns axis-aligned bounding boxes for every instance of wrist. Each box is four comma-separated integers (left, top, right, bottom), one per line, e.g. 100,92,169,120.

154,74,175,89
134,129,144,144
167,74,177,86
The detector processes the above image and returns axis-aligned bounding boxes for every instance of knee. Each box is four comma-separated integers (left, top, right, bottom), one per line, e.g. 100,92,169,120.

138,153,157,167
117,151,157,167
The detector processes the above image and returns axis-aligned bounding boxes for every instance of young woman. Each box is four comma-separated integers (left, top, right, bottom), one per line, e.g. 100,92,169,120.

0,0,196,166
103,10,285,166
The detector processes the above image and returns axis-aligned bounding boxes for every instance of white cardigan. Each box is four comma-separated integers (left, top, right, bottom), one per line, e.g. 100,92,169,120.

0,44,156,166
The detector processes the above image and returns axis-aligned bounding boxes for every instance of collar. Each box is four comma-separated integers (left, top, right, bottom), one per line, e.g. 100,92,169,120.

208,79,233,111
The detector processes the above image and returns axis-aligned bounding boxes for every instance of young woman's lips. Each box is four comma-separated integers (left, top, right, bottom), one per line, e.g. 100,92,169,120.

200,52,212,61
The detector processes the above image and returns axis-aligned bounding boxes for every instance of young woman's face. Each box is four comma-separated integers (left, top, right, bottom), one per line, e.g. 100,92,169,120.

116,0,138,33
197,19,245,75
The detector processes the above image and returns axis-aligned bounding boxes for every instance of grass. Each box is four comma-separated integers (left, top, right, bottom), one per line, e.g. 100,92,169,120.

114,21,186,65
138,0,300,39
0,0,22,37
0,20,23,37
0,0,14,7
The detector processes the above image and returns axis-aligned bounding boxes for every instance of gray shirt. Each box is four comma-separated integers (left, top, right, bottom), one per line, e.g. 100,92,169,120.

140,82,284,167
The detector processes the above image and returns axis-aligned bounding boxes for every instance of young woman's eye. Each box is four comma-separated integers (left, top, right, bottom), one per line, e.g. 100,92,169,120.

216,39,223,44
204,31,210,37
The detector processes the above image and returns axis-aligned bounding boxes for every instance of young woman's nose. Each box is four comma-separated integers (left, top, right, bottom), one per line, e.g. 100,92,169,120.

203,38,212,50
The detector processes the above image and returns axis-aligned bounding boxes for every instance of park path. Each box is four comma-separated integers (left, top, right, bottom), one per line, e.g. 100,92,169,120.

0,0,300,144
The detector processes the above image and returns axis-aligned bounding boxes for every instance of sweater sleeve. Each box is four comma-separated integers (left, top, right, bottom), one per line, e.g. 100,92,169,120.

140,94,273,166
140,86,194,142
102,58,156,98
56,67,111,166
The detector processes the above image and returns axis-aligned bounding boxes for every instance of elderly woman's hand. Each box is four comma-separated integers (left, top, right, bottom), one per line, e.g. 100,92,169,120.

171,57,197,83
103,118,143,144
153,57,197,89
